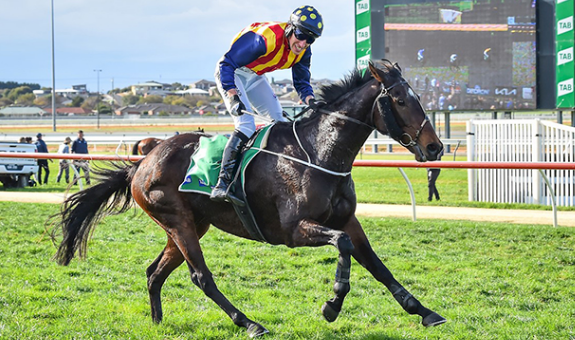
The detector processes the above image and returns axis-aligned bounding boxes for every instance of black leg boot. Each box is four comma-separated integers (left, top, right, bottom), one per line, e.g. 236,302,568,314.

210,131,248,204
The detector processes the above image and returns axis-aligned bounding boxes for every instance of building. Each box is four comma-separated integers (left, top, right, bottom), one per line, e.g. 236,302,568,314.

116,103,193,116
189,79,216,91
174,88,210,96
0,106,47,117
131,81,174,96
33,84,88,99
44,107,91,116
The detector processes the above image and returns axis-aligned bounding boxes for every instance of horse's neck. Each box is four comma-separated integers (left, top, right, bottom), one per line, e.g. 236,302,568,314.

300,112,372,172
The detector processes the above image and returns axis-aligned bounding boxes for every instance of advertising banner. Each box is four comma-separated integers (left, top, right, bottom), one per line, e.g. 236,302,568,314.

355,0,371,71
556,0,575,108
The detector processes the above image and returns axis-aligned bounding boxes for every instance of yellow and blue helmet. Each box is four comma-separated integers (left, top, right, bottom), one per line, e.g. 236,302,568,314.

289,5,323,39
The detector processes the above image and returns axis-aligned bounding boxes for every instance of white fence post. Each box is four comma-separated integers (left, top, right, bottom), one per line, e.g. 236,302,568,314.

466,120,476,201
532,119,542,204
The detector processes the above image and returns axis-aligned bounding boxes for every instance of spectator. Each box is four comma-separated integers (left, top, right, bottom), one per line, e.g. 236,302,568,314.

71,130,90,185
35,133,51,185
427,152,443,201
56,137,72,184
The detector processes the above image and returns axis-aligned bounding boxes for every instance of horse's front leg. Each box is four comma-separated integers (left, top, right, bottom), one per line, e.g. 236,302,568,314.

290,219,354,322
343,216,446,327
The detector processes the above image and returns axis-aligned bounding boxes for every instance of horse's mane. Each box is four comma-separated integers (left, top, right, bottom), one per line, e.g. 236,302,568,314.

316,60,401,105
316,68,372,105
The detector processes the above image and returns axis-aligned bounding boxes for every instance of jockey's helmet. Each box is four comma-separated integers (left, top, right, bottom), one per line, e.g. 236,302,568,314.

288,5,323,39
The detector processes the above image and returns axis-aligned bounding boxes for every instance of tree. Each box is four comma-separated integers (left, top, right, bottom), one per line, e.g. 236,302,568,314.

0,81,40,90
122,94,140,106
171,82,185,90
163,95,188,107
0,97,13,107
34,96,50,107
96,103,112,115
70,96,85,107
81,97,98,112
138,95,163,104
33,94,64,107
6,86,33,102
15,93,35,106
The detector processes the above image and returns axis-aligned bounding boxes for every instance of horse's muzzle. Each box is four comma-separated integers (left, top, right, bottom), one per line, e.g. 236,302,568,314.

414,142,443,162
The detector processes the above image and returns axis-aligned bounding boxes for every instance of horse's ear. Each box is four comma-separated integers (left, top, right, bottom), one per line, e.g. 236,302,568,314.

393,62,402,73
368,61,384,83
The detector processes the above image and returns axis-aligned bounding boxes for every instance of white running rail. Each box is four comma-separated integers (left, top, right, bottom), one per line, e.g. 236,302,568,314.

467,119,575,207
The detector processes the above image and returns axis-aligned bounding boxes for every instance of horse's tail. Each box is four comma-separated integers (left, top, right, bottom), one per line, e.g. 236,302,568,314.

51,161,140,266
131,140,141,155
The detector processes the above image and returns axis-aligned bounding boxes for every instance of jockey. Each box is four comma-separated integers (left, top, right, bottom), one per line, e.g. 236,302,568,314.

211,5,324,203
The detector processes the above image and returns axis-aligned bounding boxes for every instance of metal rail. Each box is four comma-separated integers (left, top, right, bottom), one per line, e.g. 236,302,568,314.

2,153,574,226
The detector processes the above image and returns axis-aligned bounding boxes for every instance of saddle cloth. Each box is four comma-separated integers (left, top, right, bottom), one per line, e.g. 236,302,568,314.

178,125,273,194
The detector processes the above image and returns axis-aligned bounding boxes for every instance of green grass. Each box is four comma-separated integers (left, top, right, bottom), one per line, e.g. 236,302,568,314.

0,202,574,339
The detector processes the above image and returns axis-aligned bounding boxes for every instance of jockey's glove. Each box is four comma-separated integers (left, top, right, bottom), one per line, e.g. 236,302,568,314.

229,95,246,116
308,98,327,111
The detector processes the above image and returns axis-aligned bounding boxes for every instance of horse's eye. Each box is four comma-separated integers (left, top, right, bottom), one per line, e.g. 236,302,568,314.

397,99,406,106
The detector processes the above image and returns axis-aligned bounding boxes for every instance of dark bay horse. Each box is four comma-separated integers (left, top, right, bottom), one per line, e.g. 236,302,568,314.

132,129,205,155
131,137,163,155
52,60,445,337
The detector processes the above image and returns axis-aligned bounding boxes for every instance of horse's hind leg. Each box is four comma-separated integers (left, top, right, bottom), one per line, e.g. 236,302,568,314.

146,237,184,323
344,216,446,327
163,223,269,337
290,219,355,323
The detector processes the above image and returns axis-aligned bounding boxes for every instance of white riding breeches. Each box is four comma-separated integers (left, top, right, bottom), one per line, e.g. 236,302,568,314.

215,65,287,137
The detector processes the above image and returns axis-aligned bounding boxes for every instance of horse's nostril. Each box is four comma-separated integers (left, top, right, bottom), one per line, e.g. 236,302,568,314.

426,143,442,160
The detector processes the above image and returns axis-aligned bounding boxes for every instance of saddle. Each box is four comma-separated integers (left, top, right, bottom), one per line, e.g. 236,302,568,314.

179,126,273,242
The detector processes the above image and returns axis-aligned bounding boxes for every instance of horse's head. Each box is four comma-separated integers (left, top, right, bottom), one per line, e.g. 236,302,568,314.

368,60,443,161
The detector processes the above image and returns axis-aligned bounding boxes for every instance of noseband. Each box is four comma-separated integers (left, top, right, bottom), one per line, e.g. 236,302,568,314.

376,81,429,148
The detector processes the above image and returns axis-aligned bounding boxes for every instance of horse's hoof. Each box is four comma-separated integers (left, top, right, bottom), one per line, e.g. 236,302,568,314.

422,312,447,327
247,323,269,338
321,301,340,322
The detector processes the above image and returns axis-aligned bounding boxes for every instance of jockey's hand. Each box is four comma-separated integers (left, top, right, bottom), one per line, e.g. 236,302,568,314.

229,95,246,116
308,98,327,111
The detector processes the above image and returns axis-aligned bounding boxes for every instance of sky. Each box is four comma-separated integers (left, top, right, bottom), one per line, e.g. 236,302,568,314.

0,1,356,93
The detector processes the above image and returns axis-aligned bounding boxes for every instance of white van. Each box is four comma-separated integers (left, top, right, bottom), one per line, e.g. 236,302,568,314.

0,142,39,188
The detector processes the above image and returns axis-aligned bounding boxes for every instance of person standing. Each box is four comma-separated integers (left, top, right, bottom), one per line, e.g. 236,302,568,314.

56,137,72,184
211,5,324,203
427,153,443,201
35,133,50,185
71,130,90,185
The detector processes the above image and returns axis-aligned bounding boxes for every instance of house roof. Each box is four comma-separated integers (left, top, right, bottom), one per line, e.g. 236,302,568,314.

44,107,91,114
0,106,46,115
117,103,193,113
133,81,166,87
190,79,216,85
175,89,209,95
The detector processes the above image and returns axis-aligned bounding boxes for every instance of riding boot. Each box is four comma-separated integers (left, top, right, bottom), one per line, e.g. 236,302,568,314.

210,131,249,204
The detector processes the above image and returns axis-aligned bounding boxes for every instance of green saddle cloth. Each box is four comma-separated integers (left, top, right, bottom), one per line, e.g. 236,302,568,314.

178,126,273,194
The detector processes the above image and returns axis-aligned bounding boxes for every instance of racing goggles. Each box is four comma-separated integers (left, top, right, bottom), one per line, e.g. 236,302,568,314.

294,28,315,44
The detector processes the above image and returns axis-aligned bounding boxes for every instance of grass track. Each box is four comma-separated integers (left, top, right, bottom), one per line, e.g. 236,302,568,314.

0,202,574,339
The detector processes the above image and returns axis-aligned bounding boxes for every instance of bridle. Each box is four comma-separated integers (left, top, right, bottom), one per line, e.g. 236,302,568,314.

378,80,429,148
312,79,429,149
277,74,431,176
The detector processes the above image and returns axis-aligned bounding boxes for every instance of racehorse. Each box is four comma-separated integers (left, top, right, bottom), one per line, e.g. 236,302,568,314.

132,129,205,155
131,137,163,155
52,60,445,337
